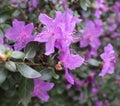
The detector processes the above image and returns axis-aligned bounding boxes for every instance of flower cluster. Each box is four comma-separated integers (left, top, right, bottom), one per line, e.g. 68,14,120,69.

35,9,84,84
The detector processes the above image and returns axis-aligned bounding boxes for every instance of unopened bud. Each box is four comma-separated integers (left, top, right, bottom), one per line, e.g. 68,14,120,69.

0,53,7,62
55,61,63,71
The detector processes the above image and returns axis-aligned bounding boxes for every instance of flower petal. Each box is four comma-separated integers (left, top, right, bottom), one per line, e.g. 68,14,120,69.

65,69,74,85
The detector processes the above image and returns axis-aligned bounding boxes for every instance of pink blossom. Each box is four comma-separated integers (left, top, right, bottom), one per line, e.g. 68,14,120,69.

58,49,84,84
80,19,103,57
35,9,81,55
99,44,116,76
32,78,54,102
5,19,34,50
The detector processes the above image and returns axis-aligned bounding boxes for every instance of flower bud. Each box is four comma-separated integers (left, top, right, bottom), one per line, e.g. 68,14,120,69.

0,53,7,62
55,61,63,71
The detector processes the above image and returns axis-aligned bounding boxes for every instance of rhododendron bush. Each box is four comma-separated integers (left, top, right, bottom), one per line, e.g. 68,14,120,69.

0,0,120,106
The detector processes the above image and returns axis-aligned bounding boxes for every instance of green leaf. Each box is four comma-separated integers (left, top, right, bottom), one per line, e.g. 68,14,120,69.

80,0,87,11
17,64,41,78
24,42,38,59
11,51,25,59
0,44,7,54
53,73,60,80
0,15,9,23
19,78,33,106
82,9,91,17
0,67,7,85
12,10,20,17
5,61,17,72
0,29,4,36
88,59,101,67
86,0,91,7
80,0,90,11
52,69,60,80
39,68,54,80
6,50,13,58
0,24,11,32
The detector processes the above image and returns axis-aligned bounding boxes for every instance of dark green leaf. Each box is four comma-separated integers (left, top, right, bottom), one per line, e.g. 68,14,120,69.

24,42,38,59
80,0,90,11
11,51,25,59
80,0,87,11
0,67,7,85
39,68,54,80
0,15,9,23
0,44,7,54
19,78,34,106
17,64,41,78
88,59,101,67
53,73,60,80
12,10,20,17
5,61,17,72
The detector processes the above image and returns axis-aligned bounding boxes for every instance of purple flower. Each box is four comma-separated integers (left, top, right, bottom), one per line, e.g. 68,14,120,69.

29,0,38,8
32,78,54,102
95,100,103,106
94,0,109,18
80,19,103,57
5,19,34,50
99,43,116,76
113,2,120,22
74,77,84,90
35,12,62,55
86,72,95,85
62,0,67,9
96,0,109,11
94,9,102,19
35,9,84,84
59,50,84,70
56,36,84,85
64,69,74,85
58,49,84,84
108,24,117,32
66,76,84,90
92,87,99,94
111,32,119,39
113,2,120,15
106,15,117,33
35,9,81,55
